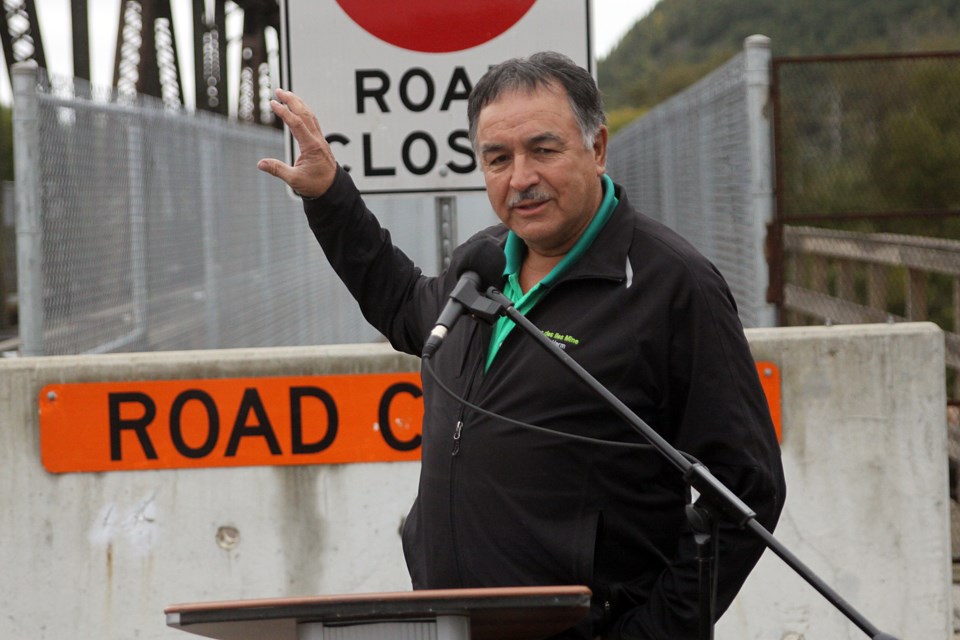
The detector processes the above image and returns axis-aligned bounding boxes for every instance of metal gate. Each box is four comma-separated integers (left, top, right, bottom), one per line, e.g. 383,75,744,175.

769,51,960,395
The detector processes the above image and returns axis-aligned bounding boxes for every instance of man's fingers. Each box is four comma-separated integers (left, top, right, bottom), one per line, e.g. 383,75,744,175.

271,102,322,158
256,158,279,176
270,98,307,135
258,156,328,197
257,158,294,185
259,89,337,198
274,88,323,138
275,87,303,110
257,158,300,191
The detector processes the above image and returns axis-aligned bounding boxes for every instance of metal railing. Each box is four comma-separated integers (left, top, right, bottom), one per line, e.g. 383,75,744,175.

783,225,960,370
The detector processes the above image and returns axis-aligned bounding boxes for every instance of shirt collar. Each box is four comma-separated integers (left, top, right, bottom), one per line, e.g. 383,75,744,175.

502,173,619,287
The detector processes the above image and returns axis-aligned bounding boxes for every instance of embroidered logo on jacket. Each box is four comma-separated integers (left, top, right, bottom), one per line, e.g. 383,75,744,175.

542,330,580,350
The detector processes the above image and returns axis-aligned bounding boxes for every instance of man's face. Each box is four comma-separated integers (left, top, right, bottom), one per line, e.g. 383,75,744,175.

475,83,608,260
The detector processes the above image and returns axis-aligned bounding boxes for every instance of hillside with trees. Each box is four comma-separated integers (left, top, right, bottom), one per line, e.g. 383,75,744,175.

597,0,960,366
598,0,960,130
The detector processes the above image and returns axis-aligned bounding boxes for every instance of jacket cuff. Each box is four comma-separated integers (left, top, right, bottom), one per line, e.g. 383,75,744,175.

302,165,358,220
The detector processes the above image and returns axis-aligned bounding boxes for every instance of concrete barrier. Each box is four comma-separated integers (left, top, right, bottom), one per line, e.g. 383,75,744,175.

0,323,949,639
720,322,951,640
0,344,422,640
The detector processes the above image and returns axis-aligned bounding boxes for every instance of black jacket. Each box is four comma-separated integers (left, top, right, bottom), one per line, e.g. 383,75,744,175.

304,167,785,639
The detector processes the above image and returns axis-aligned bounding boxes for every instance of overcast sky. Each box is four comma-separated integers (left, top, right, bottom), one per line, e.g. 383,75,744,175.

0,0,658,106
595,0,657,58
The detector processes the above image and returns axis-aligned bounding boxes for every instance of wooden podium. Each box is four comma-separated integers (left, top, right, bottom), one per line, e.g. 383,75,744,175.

166,585,592,640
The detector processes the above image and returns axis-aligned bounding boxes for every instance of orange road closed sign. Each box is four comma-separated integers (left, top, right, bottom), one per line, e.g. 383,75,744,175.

755,361,782,443
39,373,425,474
39,364,781,474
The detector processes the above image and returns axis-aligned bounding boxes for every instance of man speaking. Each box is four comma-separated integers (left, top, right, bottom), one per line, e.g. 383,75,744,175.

258,51,785,639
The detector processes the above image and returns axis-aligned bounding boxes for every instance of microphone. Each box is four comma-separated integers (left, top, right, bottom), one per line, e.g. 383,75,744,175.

421,239,505,359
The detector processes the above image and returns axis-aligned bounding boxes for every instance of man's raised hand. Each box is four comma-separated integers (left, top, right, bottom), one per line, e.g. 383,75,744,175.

257,89,338,198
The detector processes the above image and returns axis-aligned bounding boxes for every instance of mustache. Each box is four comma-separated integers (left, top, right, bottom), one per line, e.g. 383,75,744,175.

507,188,552,208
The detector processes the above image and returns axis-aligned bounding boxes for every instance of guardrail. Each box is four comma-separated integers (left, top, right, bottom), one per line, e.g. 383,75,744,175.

782,225,960,371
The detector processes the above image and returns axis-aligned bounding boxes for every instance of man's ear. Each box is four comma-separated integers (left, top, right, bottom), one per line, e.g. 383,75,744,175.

594,125,609,174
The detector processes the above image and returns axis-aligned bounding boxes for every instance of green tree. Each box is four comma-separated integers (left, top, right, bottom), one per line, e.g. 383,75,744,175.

870,63,960,210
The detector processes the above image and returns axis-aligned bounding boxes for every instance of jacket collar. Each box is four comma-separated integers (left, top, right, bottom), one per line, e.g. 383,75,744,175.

557,181,634,284
486,180,635,287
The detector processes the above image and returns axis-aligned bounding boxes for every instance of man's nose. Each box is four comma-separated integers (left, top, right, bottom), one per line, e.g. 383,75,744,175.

509,153,540,191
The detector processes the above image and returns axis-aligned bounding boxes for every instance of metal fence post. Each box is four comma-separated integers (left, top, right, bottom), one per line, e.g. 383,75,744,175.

128,120,149,346
435,196,457,273
199,133,221,349
257,162,276,344
12,61,44,356
744,35,777,328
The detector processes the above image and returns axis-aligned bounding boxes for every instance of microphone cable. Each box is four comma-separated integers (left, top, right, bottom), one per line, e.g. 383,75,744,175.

422,354,723,517
421,354,662,454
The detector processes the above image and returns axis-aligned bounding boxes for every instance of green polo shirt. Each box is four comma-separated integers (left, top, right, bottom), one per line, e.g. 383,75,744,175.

485,174,619,370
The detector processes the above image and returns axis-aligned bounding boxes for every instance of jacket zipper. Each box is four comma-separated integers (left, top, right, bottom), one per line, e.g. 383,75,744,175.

451,348,484,456
448,348,484,586
451,420,464,456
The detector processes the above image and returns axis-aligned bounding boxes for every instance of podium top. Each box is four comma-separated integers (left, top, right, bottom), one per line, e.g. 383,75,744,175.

166,585,592,640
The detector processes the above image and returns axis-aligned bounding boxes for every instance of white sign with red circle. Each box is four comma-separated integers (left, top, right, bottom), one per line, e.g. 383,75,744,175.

280,0,593,195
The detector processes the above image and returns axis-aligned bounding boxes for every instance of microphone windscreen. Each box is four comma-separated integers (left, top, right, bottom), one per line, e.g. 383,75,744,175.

454,239,506,290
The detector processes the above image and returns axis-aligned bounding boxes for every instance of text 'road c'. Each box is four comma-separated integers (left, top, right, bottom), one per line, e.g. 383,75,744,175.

39,373,424,473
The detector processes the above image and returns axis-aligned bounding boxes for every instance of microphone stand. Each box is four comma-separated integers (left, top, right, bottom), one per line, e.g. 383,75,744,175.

468,286,900,640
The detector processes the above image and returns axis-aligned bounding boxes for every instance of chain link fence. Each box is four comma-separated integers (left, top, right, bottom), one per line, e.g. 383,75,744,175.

18,46,959,371
11,63,498,356
607,36,776,329
11,36,781,356
770,52,960,391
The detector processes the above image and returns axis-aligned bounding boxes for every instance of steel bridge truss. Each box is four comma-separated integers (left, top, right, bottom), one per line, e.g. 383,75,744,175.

2,0,280,125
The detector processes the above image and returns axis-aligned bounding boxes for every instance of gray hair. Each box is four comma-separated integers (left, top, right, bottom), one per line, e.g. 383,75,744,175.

467,51,606,151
